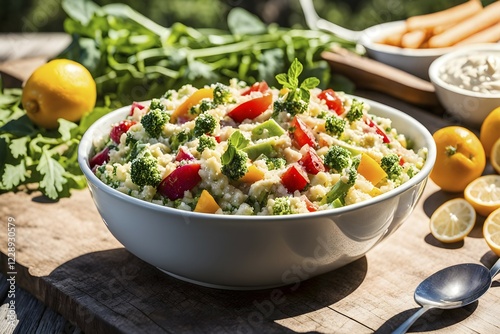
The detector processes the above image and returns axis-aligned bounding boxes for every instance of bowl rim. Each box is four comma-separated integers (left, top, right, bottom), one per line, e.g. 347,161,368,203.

78,95,436,221
428,43,500,99
360,21,456,58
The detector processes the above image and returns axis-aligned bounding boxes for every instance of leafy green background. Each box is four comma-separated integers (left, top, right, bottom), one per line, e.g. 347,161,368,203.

2,0,494,33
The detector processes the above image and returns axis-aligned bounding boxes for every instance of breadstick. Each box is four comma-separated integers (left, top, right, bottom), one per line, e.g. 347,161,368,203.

379,26,407,47
428,1,500,48
456,22,500,45
406,0,483,31
401,29,429,48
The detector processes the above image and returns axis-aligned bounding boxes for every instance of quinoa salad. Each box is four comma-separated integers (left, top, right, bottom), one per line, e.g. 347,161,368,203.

89,60,427,215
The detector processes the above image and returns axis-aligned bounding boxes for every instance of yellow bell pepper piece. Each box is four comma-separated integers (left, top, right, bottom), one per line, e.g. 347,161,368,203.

357,153,387,186
240,164,264,183
194,189,220,214
170,88,214,123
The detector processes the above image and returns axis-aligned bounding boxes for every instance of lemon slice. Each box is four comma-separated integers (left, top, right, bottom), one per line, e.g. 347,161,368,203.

430,198,476,243
464,175,500,217
483,207,500,256
490,138,500,174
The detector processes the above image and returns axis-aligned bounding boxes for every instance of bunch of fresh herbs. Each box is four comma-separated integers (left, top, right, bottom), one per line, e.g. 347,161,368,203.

60,0,356,107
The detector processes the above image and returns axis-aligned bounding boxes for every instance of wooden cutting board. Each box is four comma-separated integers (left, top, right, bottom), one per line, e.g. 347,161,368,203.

322,48,442,111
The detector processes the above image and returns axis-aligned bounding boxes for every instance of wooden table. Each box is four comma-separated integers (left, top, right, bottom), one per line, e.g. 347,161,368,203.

1,36,500,334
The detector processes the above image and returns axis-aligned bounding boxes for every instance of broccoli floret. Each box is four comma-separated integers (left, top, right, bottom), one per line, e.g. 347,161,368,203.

272,197,294,215
322,166,357,207
163,90,175,100
407,165,418,179
149,98,165,111
381,153,403,180
170,130,191,151
127,141,148,161
197,134,216,153
324,145,352,172
346,99,365,122
325,115,346,136
272,99,308,117
125,132,138,146
141,108,169,138
221,148,248,180
265,157,286,170
130,152,162,187
213,83,233,105
193,112,217,137
190,99,215,116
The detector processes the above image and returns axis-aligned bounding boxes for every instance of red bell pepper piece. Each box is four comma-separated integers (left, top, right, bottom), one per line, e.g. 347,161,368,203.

110,120,137,143
318,89,344,115
241,81,269,96
365,118,390,144
227,94,273,123
281,164,309,193
157,163,202,200
299,147,325,175
290,116,317,149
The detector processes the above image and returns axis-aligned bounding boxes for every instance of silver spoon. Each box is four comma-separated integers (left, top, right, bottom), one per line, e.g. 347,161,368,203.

392,258,500,334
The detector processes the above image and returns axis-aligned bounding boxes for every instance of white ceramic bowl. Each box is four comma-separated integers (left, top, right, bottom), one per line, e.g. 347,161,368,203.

78,97,436,290
359,21,454,80
429,43,500,129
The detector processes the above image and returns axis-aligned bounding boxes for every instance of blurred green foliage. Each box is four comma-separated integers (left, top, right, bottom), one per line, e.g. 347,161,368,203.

1,0,496,33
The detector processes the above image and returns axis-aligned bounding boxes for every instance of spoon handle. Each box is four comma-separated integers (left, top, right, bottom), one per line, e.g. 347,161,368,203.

490,258,500,279
391,305,432,334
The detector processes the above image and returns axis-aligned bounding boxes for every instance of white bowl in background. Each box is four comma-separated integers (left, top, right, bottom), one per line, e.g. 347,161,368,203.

360,21,455,80
429,43,500,128
78,97,436,290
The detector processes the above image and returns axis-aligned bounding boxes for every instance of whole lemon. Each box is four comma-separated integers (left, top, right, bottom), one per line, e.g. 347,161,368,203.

430,126,486,192
480,106,500,158
22,59,97,129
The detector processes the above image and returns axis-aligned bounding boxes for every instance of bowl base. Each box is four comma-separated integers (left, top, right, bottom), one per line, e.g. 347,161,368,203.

156,267,288,291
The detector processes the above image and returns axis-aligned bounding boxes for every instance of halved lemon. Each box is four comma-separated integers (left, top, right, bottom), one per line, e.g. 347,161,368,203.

490,138,500,174
430,198,476,243
464,175,500,217
483,207,500,256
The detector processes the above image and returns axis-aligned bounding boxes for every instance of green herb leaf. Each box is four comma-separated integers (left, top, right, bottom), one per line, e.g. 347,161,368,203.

227,8,267,36
37,150,68,200
9,137,29,159
61,0,101,25
228,130,249,150
0,115,37,137
58,119,79,141
1,161,27,189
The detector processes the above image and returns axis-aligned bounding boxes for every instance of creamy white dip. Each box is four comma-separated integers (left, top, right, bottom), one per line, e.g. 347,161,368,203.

440,52,500,95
